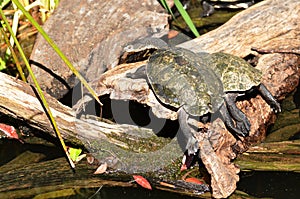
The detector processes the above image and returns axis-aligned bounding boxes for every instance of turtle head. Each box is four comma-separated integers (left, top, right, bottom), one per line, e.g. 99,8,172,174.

123,37,168,53
120,37,169,64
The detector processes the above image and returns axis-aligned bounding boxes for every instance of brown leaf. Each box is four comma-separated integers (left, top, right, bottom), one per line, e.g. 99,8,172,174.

133,175,152,190
93,162,107,174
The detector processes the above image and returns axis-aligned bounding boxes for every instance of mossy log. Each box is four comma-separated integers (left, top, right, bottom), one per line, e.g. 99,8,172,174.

0,71,185,173
236,140,300,172
0,155,210,199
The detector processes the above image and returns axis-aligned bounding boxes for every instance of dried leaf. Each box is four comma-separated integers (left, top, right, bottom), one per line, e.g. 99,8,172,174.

75,154,86,162
94,162,107,174
0,123,23,143
185,177,204,185
87,155,95,164
133,175,152,190
0,123,18,139
159,181,175,188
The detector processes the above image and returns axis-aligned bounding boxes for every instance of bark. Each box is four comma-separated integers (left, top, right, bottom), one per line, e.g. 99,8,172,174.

177,0,300,58
0,155,209,199
0,71,185,173
29,0,168,99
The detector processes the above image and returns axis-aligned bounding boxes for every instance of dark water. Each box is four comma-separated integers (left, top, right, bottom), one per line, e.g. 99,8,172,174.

238,171,300,199
66,171,300,199
1,140,299,199
76,172,300,199
79,187,198,199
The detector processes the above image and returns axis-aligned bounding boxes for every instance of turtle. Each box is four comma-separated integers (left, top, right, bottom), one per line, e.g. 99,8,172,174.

124,38,248,155
123,38,281,131
197,52,281,133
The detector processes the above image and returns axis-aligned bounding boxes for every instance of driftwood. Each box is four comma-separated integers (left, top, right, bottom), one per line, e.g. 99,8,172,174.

0,154,210,199
29,0,168,99
0,72,210,197
0,72,186,173
1,0,299,198
178,0,300,57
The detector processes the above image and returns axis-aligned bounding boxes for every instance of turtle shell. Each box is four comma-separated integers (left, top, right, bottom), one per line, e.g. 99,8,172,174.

147,48,224,116
200,52,262,92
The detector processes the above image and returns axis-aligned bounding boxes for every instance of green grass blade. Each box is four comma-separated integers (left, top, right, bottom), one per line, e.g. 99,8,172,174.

173,0,200,37
0,27,27,81
11,0,102,107
0,7,75,169
159,0,176,19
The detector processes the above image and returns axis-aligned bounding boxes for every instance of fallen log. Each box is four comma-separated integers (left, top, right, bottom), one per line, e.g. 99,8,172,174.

236,140,300,172
0,155,209,199
0,71,185,173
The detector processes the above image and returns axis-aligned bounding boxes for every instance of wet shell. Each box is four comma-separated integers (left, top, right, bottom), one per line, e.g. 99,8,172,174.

200,52,262,92
147,48,224,116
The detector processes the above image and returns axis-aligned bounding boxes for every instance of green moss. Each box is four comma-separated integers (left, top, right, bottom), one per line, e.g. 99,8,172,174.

106,131,170,153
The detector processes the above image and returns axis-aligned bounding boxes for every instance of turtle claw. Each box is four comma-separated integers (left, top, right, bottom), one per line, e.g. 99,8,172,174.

236,115,251,134
236,121,251,136
226,118,249,137
235,126,249,137
258,84,281,113
223,94,251,136
227,122,248,138
220,104,250,137
271,101,281,113
181,151,198,171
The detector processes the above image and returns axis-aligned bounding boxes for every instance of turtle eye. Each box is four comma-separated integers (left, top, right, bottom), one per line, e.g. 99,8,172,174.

207,103,212,109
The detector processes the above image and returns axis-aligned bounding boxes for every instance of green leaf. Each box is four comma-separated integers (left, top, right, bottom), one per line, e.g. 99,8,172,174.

69,148,82,162
159,0,200,37
173,0,200,37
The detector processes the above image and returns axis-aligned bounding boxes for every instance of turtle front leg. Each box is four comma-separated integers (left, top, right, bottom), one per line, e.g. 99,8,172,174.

224,93,251,136
219,103,248,137
177,107,199,155
258,84,281,113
